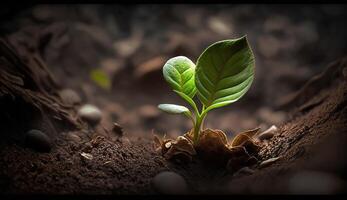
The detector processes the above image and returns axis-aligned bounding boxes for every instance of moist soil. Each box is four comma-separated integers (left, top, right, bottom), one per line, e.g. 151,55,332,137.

1,59,346,194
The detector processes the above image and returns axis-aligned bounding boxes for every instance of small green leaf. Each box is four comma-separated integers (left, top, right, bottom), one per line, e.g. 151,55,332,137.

195,36,255,111
163,56,196,98
90,69,111,90
158,104,190,115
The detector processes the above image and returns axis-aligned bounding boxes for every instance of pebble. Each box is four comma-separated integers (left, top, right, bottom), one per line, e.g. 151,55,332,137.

288,170,345,194
78,104,102,126
25,129,52,152
80,152,93,160
59,89,81,105
152,171,189,195
259,156,281,168
257,125,278,141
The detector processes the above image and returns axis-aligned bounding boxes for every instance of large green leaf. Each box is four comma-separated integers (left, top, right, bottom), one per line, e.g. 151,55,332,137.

163,56,196,98
195,36,255,111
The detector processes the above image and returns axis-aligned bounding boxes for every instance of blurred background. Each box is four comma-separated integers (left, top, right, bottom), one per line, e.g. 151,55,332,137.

1,4,347,138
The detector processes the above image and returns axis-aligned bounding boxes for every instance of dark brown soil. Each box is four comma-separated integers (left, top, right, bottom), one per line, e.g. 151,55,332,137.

1,58,346,194
0,136,166,194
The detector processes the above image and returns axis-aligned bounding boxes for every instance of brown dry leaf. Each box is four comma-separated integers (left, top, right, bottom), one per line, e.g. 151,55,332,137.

183,129,194,142
240,127,261,138
195,129,232,165
242,140,261,156
227,146,259,172
153,134,162,152
230,127,260,147
230,133,253,147
161,139,173,155
172,136,196,155
229,127,262,157
226,128,263,172
163,136,195,163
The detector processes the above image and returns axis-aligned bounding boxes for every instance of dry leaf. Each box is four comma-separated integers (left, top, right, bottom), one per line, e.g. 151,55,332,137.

195,129,232,166
230,133,253,147
163,136,195,163
238,127,261,138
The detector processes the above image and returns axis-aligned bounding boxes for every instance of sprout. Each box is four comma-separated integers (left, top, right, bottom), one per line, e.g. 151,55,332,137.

158,36,255,145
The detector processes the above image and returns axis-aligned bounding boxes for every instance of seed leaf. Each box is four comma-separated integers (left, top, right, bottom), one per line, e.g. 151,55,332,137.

195,36,255,111
163,56,196,98
158,104,190,115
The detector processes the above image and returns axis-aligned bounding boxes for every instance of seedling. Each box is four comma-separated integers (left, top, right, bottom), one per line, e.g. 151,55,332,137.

158,36,255,145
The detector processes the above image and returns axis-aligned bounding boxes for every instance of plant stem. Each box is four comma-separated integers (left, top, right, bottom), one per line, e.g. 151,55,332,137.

193,111,207,145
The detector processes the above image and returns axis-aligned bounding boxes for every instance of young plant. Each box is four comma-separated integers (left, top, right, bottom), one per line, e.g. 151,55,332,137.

158,36,255,145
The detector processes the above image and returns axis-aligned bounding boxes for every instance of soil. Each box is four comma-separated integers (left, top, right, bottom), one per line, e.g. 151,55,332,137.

1,5,347,195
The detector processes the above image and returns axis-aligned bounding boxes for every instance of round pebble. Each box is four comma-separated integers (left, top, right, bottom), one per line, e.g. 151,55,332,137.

258,125,278,141
25,129,52,152
259,156,281,168
78,104,102,126
59,89,81,105
152,171,189,195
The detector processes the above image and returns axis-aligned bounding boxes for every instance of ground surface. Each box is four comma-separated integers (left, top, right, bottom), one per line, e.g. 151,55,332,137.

1,5,347,194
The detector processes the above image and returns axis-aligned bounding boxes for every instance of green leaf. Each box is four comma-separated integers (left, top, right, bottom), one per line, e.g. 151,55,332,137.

195,36,255,111
158,104,191,115
90,69,111,90
163,56,196,98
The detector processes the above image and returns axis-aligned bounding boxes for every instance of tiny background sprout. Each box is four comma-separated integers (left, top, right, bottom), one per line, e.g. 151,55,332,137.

158,36,255,144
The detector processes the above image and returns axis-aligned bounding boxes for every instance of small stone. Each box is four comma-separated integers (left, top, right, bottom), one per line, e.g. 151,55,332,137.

80,152,93,160
288,170,345,194
78,104,102,126
25,129,52,152
59,89,81,105
152,171,189,195
257,125,278,141
259,156,281,168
